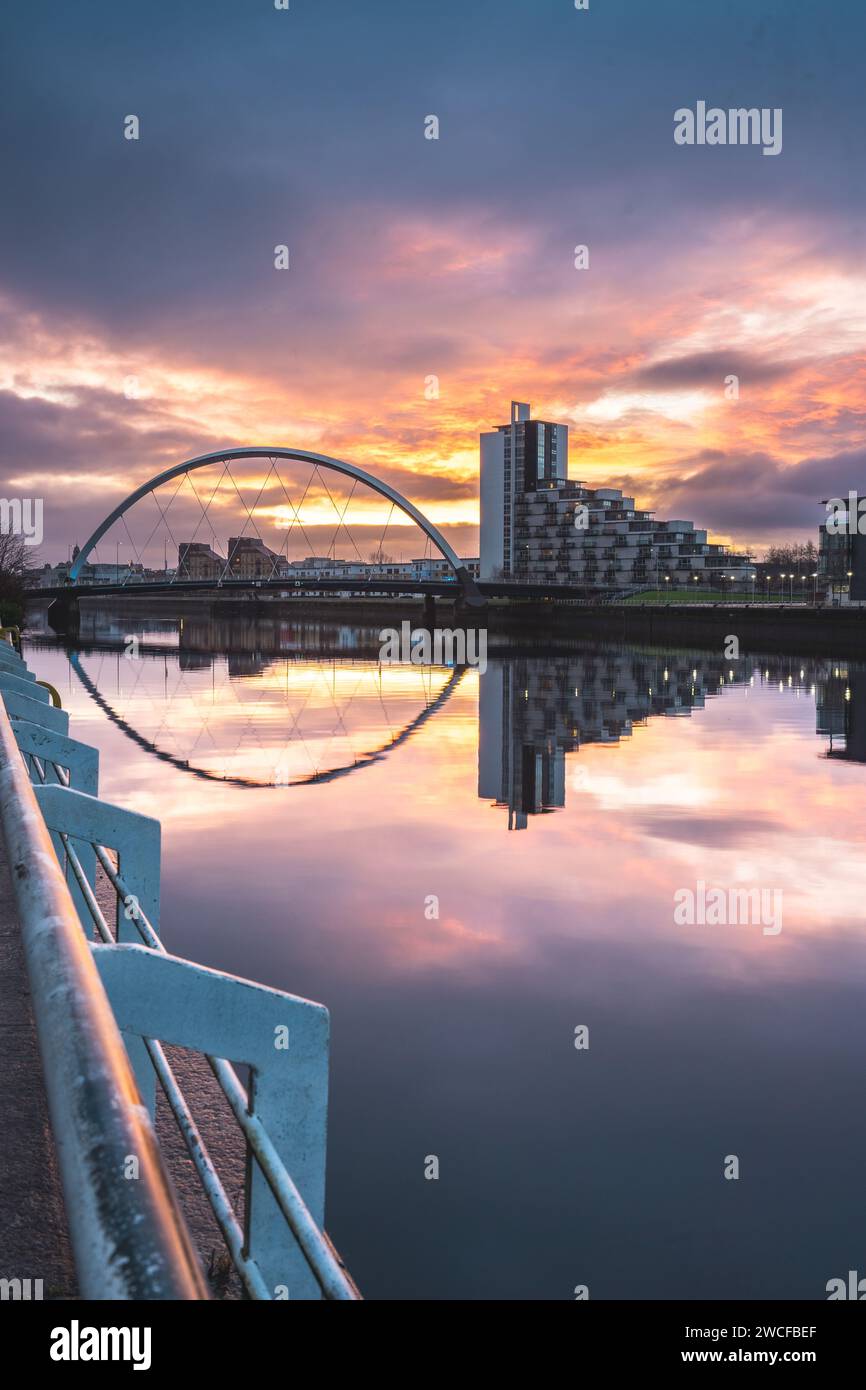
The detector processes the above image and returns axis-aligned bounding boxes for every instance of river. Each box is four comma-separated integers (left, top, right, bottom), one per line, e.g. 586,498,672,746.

23,605,866,1300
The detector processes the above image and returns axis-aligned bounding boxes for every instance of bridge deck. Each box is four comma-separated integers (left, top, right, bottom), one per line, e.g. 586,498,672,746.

34,576,600,602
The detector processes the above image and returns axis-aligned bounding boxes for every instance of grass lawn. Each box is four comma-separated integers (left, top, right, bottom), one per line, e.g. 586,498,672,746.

623,589,805,604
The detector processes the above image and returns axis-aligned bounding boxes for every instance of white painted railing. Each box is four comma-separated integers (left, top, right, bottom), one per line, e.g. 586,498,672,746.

0,635,358,1300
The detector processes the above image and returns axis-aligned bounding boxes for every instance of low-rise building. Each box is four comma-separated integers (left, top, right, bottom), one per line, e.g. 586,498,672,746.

178,543,224,580
171,548,480,587
226,537,285,580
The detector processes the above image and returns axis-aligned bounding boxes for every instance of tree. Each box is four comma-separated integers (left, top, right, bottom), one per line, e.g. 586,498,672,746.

0,531,39,623
762,540,818,572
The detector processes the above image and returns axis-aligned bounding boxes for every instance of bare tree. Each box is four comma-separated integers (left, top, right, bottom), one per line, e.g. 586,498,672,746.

0,531,40,621
763,540,819,572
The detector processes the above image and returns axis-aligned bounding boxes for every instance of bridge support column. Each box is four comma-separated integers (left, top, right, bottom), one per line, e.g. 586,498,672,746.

46,594,80,636
423,594,436,630
449,591,488,627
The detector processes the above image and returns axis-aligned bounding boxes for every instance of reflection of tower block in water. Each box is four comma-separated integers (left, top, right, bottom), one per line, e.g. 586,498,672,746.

479,648,745,828
518,744,565,818
479,662,567,828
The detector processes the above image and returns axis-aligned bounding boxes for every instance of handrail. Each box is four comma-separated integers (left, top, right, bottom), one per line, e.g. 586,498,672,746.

0,695,209,1299
43,801,358,1299
2,647,360,1300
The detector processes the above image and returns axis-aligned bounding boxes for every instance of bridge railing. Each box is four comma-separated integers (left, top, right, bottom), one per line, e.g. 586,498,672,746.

0,637,358,1301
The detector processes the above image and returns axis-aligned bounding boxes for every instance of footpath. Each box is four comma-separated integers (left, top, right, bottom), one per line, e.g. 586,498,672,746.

0,835,77,1298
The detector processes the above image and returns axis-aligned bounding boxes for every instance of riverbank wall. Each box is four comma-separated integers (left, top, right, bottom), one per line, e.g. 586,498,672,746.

33,593,866,660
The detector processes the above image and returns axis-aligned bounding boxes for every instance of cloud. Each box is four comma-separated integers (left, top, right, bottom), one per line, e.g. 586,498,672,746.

638,813,781,848
2,1,866,558
628,352,804,389
620,443,866,546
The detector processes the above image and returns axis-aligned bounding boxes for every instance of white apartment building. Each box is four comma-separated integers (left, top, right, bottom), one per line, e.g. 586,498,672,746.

480,403,754,590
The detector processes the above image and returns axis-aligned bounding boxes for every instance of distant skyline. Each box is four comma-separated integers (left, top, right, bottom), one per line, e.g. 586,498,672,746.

2,0,865,560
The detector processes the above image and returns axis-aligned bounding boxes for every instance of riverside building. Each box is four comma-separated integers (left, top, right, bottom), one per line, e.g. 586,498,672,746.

480,403,754,591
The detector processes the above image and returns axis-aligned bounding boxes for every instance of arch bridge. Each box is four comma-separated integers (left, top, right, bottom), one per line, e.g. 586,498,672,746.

56,447,482,604
38,447,608,631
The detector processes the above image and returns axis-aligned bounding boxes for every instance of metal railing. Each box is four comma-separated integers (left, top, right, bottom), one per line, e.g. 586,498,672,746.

0,636,359,1300
0,657,207,1299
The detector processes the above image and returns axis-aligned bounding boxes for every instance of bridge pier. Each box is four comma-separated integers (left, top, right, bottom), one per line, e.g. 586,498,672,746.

423,594,436,629
46,594,80,636
454,594,488,624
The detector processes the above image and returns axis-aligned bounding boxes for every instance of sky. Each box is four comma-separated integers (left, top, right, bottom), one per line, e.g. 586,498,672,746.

2,0,865,563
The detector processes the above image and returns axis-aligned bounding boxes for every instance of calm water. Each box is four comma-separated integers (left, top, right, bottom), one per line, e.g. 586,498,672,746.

25,608,866,1299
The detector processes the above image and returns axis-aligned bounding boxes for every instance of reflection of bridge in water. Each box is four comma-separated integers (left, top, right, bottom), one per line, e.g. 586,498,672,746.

480,649,865,829
55,637,466,789
30,611,866,802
